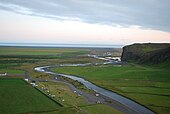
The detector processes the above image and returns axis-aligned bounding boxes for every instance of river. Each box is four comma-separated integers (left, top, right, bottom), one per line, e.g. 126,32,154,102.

34,56,155,114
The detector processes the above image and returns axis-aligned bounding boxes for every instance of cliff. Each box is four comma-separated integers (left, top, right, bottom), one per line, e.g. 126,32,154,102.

121,43,170,64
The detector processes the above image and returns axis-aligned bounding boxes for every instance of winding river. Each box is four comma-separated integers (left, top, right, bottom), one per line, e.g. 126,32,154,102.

34,56,155,114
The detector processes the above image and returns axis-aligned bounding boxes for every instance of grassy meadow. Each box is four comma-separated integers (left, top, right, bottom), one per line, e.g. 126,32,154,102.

38,81,86,107
0,69,24,74
53,63,170,114
0,46,123,114
1,46,169,114
0,46,95,78
0,46,90,55
38,81,123,114
0,78,61,114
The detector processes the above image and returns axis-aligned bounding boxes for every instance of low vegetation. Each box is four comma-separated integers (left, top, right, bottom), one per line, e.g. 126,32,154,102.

54,63,170,114
59,76,94,93
0,46,123,114
0,78,61,114
0,47,90,55
2,45,169,114
38,81,86,107
38,81,123,114
121,43,170,64
0,69,24,74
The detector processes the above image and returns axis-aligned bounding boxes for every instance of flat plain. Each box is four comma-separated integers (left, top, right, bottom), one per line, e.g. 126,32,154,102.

0,78,61,114
0,46,123,114
54,63,170,114
0,46,169,114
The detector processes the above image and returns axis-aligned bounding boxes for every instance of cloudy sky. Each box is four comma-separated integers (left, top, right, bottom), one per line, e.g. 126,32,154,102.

0,0,170,45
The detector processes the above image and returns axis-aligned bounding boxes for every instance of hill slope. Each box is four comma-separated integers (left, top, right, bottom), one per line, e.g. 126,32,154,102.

121,43,170,64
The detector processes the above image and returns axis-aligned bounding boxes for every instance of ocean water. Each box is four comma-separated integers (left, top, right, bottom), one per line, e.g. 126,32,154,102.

0,43,123,48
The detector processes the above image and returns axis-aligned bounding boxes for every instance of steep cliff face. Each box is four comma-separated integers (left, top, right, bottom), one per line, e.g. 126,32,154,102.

121,43,170,64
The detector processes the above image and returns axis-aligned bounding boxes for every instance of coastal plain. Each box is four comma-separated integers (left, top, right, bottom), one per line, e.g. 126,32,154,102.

0,46,169,114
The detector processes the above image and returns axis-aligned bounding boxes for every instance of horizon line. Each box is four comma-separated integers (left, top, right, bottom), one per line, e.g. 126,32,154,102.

0,42,123,48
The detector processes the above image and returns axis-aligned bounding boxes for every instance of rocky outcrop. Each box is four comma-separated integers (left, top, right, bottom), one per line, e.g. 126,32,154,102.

121,43,170,64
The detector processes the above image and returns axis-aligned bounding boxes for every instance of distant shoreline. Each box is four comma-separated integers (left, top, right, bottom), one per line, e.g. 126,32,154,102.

0,43,123,48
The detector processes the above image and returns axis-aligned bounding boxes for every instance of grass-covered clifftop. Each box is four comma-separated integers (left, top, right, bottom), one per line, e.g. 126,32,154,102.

121,43,170,64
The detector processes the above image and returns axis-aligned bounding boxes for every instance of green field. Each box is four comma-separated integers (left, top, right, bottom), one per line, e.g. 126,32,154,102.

0,47,92,70
2,46,169,114
0,78,61,114
81,104,123,114
38,81,86,107
38,81,123,114
0,69,24,74
0,47,89,55
0,47,123,114
53,63,170,114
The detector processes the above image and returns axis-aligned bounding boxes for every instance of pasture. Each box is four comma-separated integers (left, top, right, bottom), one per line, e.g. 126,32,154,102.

0,46,124,114
0,46,90,55
0,69,24,74
54,63,170,114
38,81,123,114
0,78,61,114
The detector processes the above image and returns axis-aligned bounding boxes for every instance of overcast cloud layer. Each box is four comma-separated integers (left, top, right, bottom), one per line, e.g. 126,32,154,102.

0,0,170,32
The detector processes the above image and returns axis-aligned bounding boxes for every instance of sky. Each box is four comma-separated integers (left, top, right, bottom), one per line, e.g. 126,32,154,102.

0,0,170,45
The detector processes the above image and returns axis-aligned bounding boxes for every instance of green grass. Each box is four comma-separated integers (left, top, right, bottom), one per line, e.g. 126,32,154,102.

153,61,170,69
0,69,24,74
42,104,123,114
2,46,169,113
0,47,124,113
38,81,86,107
142,47,161,52
0,78,61,114
54,65,170,81
38,81,123,114
41,107,85,114
0,47,89,55
0,63,20,69
81,104,123,114
53,64,170,114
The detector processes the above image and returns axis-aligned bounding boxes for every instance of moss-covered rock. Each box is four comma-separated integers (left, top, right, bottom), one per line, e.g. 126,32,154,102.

121,43,170,64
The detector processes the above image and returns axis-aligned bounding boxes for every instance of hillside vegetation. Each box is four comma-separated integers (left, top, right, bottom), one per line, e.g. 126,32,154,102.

121,43,170,64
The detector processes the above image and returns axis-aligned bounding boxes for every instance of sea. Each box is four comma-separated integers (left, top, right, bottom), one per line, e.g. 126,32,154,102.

0,43,123,48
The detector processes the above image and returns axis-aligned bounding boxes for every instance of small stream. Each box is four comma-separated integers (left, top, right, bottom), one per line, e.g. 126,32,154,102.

34,56,155,114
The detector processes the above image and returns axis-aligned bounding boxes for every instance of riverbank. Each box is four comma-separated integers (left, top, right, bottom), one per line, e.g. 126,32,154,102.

53,63,170,114
0,46,128,114
35,63,155,114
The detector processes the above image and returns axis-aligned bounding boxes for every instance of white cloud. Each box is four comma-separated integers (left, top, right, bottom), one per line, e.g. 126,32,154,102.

0,0,170,31
0,3,33,15
0,10,170,45
0,1,170,45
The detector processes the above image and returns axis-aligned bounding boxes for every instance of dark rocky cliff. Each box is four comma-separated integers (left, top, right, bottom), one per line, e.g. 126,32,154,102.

121,43,170,64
